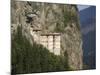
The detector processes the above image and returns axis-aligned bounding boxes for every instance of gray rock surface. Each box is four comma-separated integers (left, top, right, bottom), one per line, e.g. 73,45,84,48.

11,1,83,70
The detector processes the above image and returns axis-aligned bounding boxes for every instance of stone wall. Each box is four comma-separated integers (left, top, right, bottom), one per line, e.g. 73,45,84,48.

40,33,61,55
30,28,61,55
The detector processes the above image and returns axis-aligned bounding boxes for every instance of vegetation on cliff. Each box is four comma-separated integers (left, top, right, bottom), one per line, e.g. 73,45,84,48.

11,1,83,73
11,26,71,74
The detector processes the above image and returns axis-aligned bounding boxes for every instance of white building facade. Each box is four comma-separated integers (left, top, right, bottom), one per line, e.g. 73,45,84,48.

30,28,61,55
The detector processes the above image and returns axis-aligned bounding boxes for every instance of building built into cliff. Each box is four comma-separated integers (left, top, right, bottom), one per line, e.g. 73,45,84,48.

30,27,61,55
11,1,83,69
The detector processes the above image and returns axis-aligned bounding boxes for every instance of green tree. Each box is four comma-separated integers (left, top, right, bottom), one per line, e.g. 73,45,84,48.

11,26,71,74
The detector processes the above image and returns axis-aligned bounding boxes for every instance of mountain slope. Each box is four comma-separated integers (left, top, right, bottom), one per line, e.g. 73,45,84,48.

79,6,96,69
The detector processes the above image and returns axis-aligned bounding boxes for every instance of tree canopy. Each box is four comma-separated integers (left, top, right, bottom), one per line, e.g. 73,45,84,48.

11,26,71,74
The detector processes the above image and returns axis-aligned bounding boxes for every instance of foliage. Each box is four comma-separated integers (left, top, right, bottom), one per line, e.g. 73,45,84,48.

55,6,78,33
83,64,90,70
55,22,65,33
11,26,70,74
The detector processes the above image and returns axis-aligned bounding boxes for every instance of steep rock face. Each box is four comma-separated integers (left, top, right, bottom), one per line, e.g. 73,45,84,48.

11,1,83,70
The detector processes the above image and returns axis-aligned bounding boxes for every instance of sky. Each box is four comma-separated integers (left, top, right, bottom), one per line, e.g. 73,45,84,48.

77,5,91,11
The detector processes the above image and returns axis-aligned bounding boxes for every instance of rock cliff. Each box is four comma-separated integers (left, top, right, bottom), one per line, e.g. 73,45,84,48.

11,0,83,70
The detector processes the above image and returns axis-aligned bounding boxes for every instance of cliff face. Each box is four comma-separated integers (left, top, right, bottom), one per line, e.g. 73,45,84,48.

11,1,83,70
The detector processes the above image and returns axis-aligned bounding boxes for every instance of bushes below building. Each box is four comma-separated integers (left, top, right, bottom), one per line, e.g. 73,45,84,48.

11,26,71,74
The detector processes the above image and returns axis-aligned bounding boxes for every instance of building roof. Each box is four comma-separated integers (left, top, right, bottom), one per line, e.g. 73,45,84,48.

41,33,61,36
31,28,61,35
32,28,41,31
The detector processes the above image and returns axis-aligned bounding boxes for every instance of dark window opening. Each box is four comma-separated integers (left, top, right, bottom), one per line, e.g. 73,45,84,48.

26,16,33,23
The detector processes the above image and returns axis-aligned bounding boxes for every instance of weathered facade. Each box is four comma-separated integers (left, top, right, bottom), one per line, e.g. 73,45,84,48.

40,33,61,55
30,27,61,55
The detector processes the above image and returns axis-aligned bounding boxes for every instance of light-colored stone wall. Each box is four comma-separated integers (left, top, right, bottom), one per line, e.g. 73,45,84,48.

48,36,53,53
30,28,61,55
54,36,61,55
40,36,48,48
40,34,61,55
